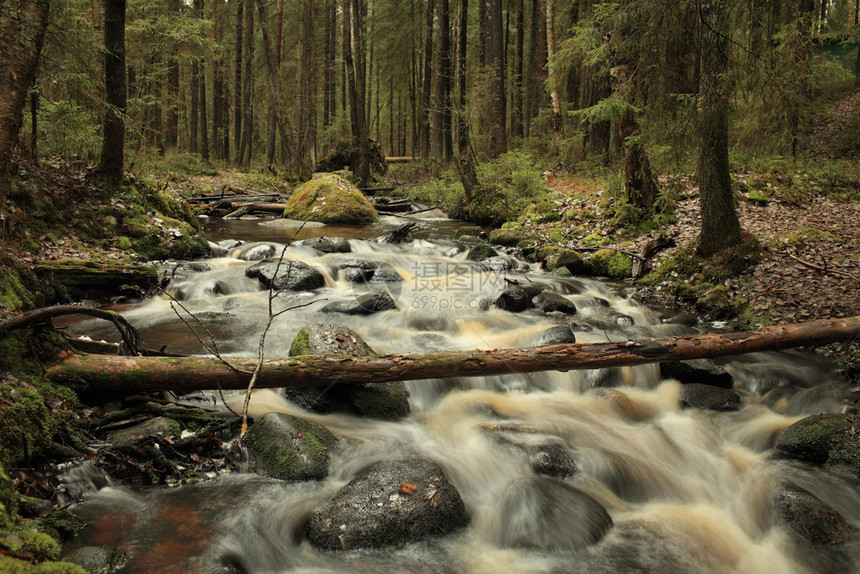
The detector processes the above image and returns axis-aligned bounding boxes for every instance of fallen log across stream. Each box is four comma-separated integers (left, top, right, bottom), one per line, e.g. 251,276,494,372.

45,316,860,394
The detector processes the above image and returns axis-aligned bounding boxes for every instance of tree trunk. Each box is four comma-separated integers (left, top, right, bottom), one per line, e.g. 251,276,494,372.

267,0,283,170
190,60,199,154
0,0,50,206
419,0,435,161
618,111,658,211
488,0,506,156
257,0,295,171
45,317,860,394
166,0,180,153
696,0,742,257
233,0,244,164
198,0,210,162
239,0,254,169
545,0,561,132
97,0,126,187
511,0,524,139
432,0,452,160
298,0,317,179
350,0,371,186
457,0,470,151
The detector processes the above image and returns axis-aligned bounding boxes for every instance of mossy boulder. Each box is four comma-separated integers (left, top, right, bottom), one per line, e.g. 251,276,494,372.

589,249,633,279
489,228,525,247
776,413,860,476
306,459,468,550
283,173,379,224
286,324,409,420
465,244,498,262
243,412,337,481
0,252,42,311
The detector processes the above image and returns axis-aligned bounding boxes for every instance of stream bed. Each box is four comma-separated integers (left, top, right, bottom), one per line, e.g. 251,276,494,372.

62,214,860,573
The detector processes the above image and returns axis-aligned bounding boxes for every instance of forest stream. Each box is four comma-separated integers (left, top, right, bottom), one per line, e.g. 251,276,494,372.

58,213,860,574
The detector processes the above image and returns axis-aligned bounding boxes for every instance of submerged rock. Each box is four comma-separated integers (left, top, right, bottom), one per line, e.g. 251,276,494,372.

282,173,379,224
488,477,612,550
321,292,396,315
286,324,409,420
494,283,545,313
533,292,577,314
243,412,337,481
66,545,130,573
776,484,856,545
533,324,577,346
245,259,326,291
660,359,733,389
679,383,741,412
306,459,468,550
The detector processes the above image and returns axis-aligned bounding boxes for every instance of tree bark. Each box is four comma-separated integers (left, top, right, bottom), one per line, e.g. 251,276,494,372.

696,0,742,256
432,0,452,160
239,0,254,169
511,0,524,139
419,0,435,161
97,0,126,187
618,111,658,211
488,0,506,156
233,0,244,164
545,0,562,132
46,317,860,394
166,0,180,153
350,0,371,186
257,0,295,172
198,0,210,164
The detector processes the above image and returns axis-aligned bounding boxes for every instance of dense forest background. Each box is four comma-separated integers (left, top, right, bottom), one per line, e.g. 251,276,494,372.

1,0,859,247
19,0,860,172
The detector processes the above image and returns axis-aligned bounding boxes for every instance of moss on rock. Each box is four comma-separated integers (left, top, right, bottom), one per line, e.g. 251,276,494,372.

589,249,633,279
244,413,337,481
283,173,379,224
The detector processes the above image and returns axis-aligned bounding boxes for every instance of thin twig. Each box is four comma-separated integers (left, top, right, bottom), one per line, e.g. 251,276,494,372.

787,251,860,283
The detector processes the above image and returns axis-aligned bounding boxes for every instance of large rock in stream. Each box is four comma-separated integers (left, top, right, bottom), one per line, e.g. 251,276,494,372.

245,259,326,291
286,324,410,420
243,412,337,481
775,412,860,477
484,476,612,550
282,173,379,224
776,484,856,545
306,459,469,550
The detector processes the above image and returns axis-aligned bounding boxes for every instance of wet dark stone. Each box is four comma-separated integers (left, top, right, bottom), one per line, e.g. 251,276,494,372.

369,269,404,283
345,267,375,283
556,250,596,276
307,237,352,253
660,359,733,389
775,413,857,471
287,324,409,420
238,243,278,261
567,320,594,333
337,258,378,270
612,313,635,326
776,484,855,545
533,292,577,314
212,280,233,295
533,325,577,346
245,259,326,291
66,545,130,573
244,412,337,481
679,383,741,412
662,311,699,327
490,477,612,550
306,459,469,550
531,443,577,479
321,292,396,315
479,256,515,272
465,244,498,262
495,284,545,313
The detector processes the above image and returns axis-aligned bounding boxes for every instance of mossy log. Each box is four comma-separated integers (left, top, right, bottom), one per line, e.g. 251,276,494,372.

45,317,860,394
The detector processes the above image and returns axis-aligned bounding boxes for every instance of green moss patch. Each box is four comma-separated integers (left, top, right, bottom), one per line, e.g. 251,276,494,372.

283,173,379,224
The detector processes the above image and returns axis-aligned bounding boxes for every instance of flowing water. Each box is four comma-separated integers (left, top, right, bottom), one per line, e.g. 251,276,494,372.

63,214,860,574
